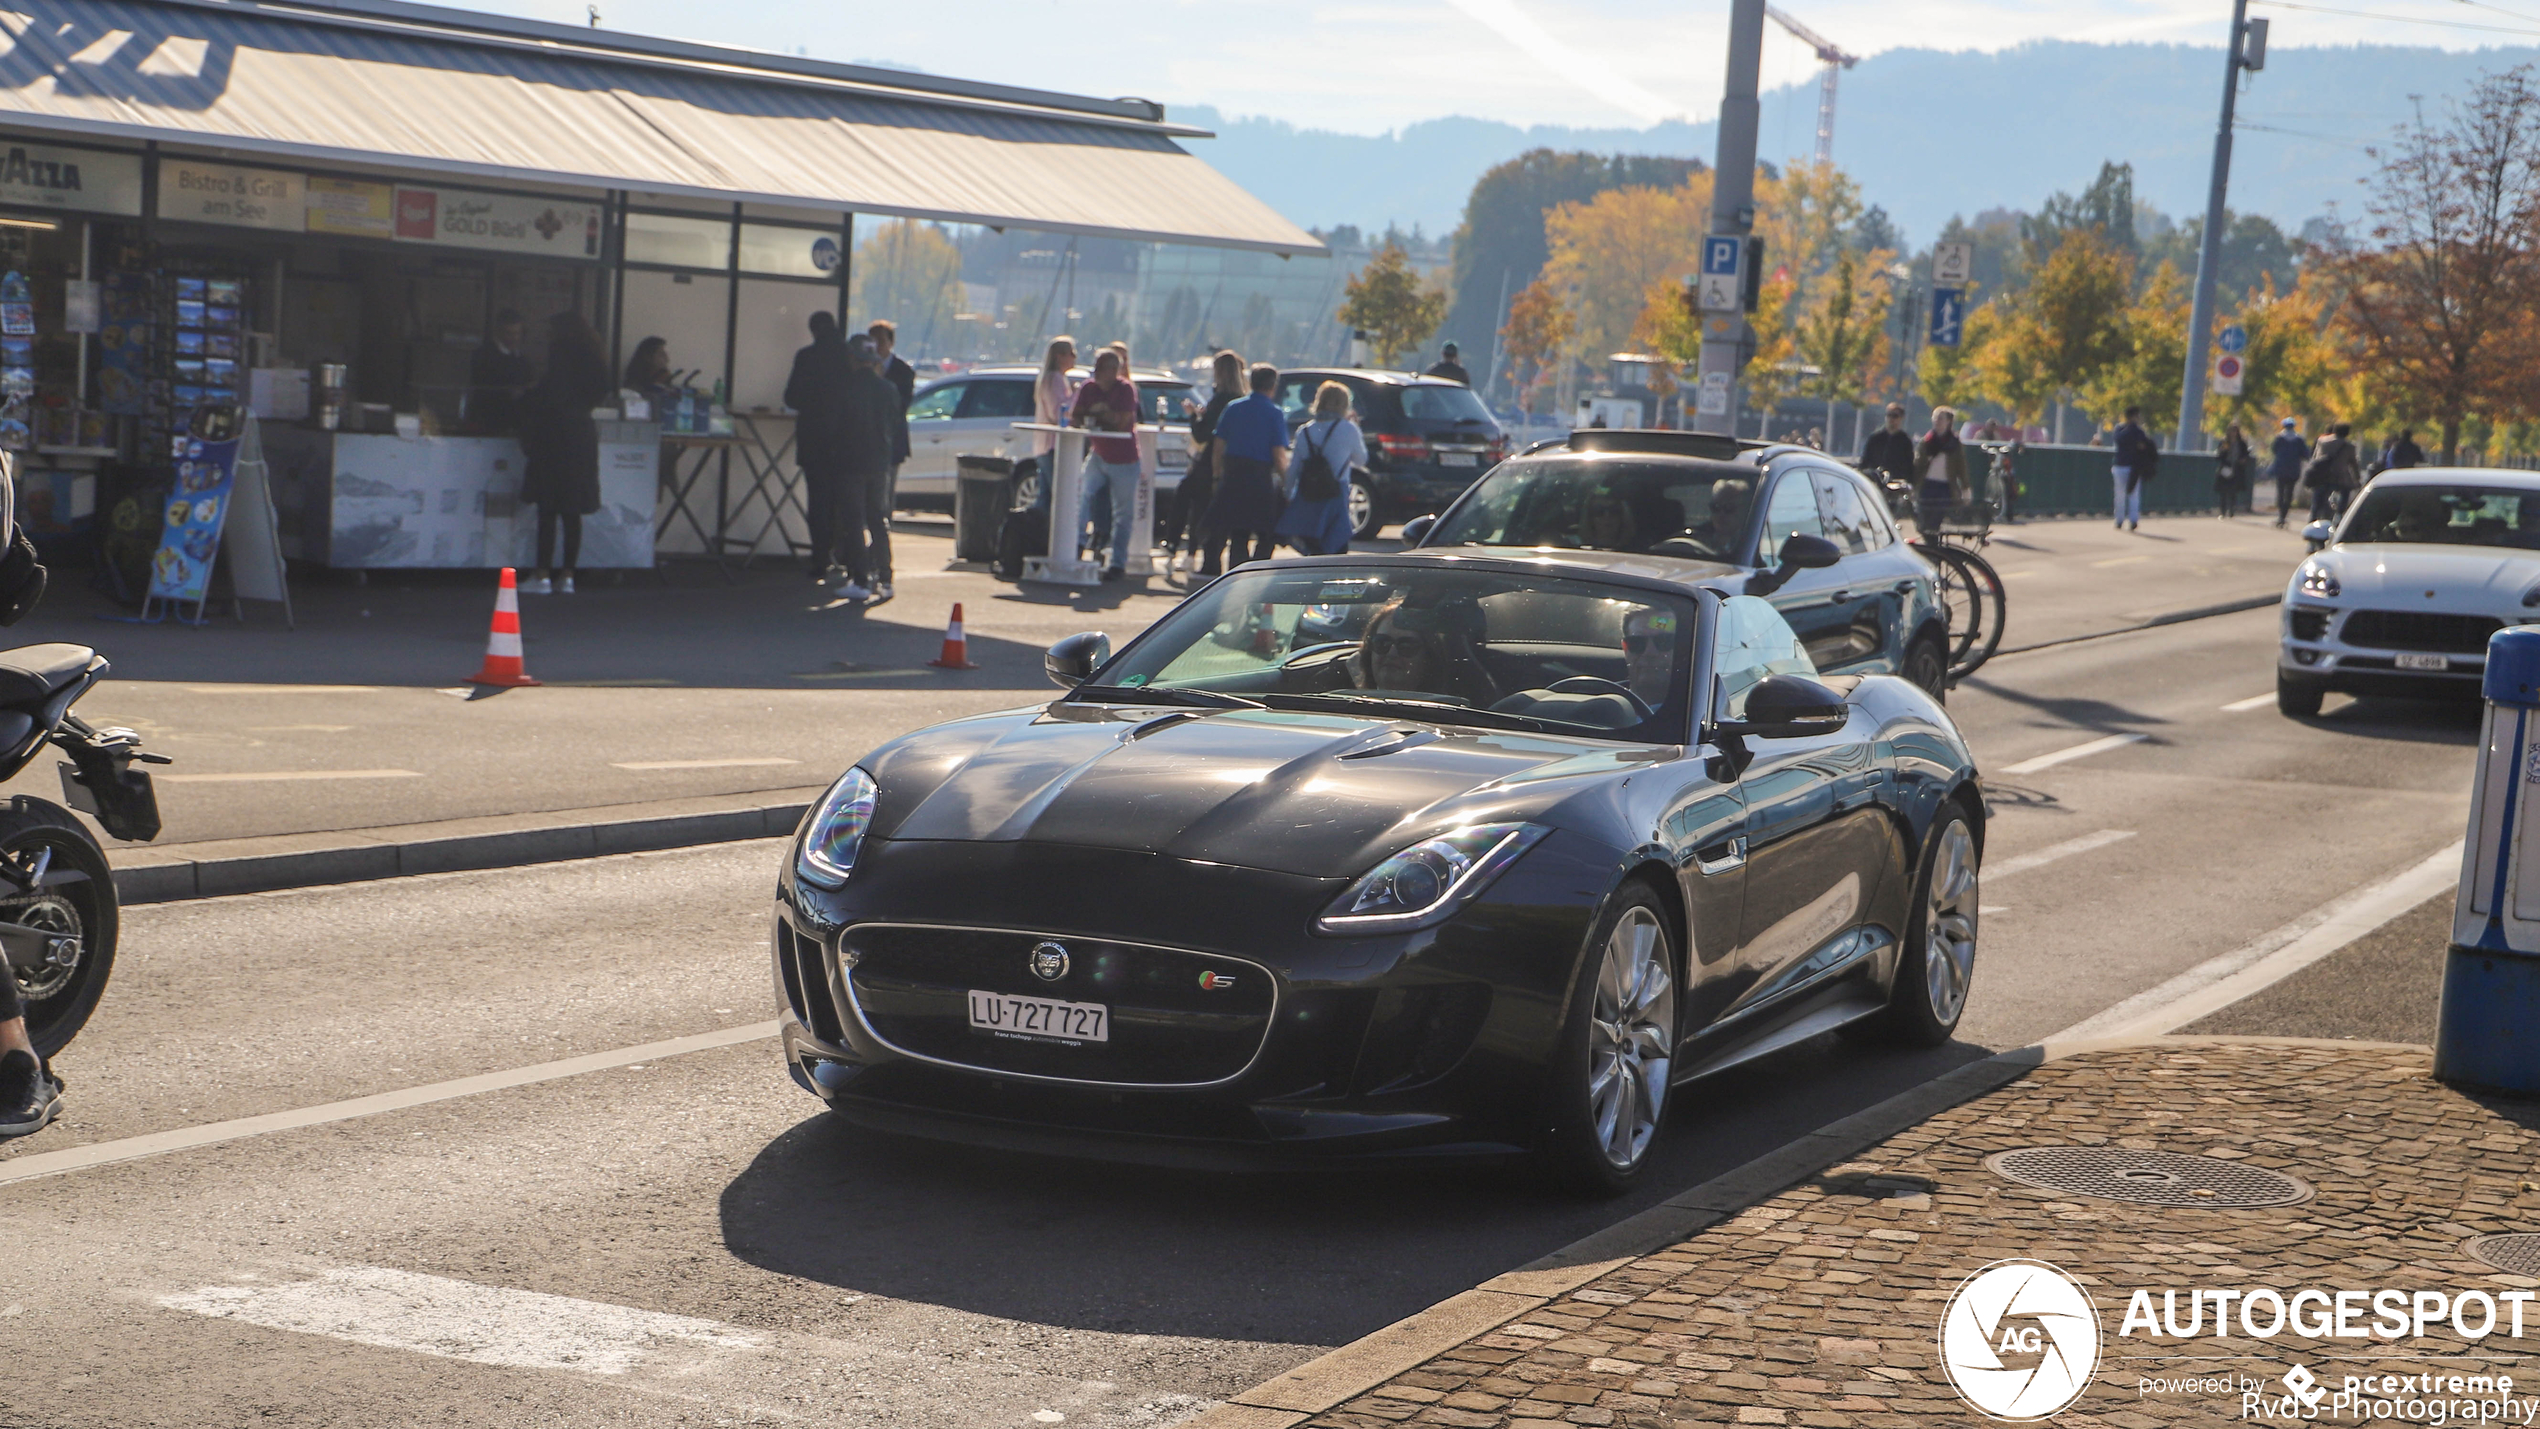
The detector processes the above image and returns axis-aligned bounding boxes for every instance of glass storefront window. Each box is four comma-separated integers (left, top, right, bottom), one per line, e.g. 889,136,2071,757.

625,210,730,270
739,224,842,280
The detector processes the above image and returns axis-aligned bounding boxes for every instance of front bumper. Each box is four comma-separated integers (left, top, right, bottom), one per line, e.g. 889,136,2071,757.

2279,601,2495,697
772,834,1618,1165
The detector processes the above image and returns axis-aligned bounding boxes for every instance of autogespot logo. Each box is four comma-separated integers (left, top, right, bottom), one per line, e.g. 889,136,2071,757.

1940,1259,2103,1421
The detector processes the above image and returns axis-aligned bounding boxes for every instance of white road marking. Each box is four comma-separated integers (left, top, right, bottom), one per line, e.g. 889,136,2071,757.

160,769,421,784
1979,905,2010,915
610,757,800,771
159,1265,761,1375
1986,829,2136,881
1998,733,2147,775
0,1020,779,1188
180,685,379,695
2050,840,2463,1040
243,724,356,733
2220,693,2276,712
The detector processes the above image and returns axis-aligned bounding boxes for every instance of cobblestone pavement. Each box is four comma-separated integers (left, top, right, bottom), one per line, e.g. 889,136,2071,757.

1302,1040,2540,1427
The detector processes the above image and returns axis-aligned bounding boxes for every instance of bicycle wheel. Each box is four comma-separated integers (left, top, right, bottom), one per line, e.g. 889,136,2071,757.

1925,543,2008,681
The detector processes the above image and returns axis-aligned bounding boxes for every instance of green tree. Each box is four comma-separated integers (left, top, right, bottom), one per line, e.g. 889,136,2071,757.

2208,273,2343,436
1439,150,1706,361
1339,242,1448,367
849,220,963,350
2080,261,2193,430
1792,248,1894,432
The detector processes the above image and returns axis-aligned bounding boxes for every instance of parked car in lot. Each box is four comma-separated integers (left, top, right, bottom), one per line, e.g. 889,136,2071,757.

895,366,1194,513
1407,429,1953,698
2278,468,2540,715
771,548,1985,1189
1272,369,1506,540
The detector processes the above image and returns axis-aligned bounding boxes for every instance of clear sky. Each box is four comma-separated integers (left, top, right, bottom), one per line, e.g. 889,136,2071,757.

464,0,2522,134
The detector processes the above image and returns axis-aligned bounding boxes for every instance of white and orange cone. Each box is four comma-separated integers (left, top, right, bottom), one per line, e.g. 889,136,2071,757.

927,602,979,670
465,567,543,687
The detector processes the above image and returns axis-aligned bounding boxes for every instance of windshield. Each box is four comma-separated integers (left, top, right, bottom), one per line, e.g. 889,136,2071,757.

1426,457,1757,560
1084,564,1701,741
2343,485,2540,550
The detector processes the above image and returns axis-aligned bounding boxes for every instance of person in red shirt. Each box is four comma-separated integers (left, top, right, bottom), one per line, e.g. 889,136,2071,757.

1068,349,1142,580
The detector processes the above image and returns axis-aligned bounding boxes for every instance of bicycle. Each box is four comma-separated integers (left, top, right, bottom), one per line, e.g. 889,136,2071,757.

1871,468,2009,683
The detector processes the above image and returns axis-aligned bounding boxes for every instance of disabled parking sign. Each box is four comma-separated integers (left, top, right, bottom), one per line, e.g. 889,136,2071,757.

1699,235,1744,312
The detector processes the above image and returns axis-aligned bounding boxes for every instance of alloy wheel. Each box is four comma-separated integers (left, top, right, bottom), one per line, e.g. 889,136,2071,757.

1923,820,1980,1023
1587,906,1674,1170
1347,480,1374,536
5,895,82,1003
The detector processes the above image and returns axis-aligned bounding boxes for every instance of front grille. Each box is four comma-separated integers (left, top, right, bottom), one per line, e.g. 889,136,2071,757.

843,925,1276,1086
2339,609,2502,653
779,919,848,1046
2287,607,2330,642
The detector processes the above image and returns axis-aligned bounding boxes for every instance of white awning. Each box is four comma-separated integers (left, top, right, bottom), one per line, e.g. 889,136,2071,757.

0,0,1325,255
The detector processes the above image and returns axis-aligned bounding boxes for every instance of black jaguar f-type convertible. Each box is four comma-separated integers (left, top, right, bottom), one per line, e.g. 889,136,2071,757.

773,549,1984,1189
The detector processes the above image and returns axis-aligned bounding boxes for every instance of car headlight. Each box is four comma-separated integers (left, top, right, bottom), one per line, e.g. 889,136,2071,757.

1316,823,1548,934
795,768,879,886
2297,563,2340,598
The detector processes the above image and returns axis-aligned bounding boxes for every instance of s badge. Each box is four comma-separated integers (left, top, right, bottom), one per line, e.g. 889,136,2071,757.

1198,971,1237,991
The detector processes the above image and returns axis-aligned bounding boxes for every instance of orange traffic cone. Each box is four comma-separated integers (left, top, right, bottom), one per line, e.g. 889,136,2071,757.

927,603,979,670
465,567,543,686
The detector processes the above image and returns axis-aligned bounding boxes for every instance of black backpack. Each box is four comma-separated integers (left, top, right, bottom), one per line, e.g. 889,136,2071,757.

993,505,1047,582
1295,423,1342,501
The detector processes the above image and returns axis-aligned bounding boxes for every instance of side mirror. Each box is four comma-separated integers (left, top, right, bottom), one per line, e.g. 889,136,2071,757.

2302,519,2334,553
1777,533,1843,570
1044,631,1111,688
1715,674,1849,740
1399,514,1437,547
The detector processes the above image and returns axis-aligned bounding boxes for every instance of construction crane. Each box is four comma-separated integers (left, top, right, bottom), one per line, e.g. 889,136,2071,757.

1765,5,1859,167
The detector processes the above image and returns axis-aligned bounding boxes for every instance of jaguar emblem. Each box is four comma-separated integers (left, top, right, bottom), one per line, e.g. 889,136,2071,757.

1029,942,1070,981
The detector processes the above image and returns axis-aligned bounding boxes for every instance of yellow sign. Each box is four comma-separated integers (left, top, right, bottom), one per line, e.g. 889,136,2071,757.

305,177,394,238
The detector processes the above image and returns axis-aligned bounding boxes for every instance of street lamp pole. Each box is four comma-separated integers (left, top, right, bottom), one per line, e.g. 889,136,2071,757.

2178,0,2264,453
1693,0,1767,437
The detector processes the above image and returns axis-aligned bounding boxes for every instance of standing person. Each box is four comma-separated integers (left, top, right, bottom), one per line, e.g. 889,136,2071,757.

1275,381,1365,557
1068,348,1142,581
1163,350,1243,578
869,320,915,514
468,308,534,436
1030,337,1078,508
784,312,854,585
1425,343,1470,384
1858,402,1915,495
2216,422,2254,518
2385,427,2426,471
1199,363,1291,576
2110,405,2160,531
1913,406,1970,543
2303,422,2363,524
518,312,609,595
834,335,901,601
2269,418,2308,528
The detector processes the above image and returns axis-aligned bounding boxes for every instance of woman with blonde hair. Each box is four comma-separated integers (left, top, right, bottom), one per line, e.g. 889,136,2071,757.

1029,336,1078,505
1273,380,1364,556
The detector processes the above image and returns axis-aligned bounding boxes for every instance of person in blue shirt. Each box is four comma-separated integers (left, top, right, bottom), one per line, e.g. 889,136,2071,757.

1197,363,1290,576
2269,418,2309,528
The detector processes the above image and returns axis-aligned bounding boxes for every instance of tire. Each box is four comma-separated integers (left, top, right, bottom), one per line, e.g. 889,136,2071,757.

1862,806,1979,1046
2278,669,2325,717
1901,634,1949,704
0,798,118,1059
1537,882,1677,1195
1348,479,1382,542
1924,544,2007,680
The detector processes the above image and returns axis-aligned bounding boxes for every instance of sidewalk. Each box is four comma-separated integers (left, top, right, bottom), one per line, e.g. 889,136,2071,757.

1203,1038,2540,1428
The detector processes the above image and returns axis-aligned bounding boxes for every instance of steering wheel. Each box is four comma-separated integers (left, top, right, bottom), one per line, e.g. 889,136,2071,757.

1543,676,1655,720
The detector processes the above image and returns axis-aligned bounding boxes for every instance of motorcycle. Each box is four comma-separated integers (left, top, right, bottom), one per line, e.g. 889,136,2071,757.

0,644,166,1056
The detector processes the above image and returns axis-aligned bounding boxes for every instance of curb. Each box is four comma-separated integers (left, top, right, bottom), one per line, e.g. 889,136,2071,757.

1994,593,2278,661
1184,1034,2424,1428
108,794,817,904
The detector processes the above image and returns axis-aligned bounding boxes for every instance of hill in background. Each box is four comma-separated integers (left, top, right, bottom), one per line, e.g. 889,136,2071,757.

1180,40,2540,245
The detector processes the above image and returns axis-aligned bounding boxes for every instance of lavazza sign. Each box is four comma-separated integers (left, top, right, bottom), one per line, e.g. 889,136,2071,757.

1939,1259,2540,1424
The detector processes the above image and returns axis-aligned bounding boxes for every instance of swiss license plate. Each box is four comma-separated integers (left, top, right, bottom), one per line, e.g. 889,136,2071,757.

967,989,1109,1043
1439,452,1480,467
2396,652,2450,671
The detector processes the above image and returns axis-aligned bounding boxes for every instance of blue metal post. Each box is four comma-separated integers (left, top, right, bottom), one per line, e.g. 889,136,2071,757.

2435,627,2540,1093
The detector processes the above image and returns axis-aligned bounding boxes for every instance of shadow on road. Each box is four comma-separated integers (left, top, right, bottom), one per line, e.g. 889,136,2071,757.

715,1033,1992,1347
2302,695,2481,748
1957,676,2169,737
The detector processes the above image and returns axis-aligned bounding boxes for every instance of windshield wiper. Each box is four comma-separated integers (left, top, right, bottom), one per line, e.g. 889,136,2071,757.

1257,691,1560,734
1068,685,1264,709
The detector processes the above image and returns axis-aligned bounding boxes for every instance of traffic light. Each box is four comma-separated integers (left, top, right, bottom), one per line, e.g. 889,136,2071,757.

1742,237,1766,313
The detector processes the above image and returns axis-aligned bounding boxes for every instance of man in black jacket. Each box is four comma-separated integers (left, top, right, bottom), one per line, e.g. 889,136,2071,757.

869,320,915,516
1424,343,1470,385
2110,406,2160,531
1857,403,1915,491
786,313,855,586
837,335,903,602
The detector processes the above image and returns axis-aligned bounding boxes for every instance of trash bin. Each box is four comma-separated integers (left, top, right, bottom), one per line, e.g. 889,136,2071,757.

2436,626,2540,1093
954,456,1015,564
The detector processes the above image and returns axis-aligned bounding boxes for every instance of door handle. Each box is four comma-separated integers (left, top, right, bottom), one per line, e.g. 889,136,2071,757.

1693,836,1747,875
1893,580,1915,594
1830,589,1851,602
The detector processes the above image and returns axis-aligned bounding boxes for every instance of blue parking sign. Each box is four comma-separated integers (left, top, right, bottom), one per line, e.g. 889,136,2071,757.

1702,236,1743,277
1928,287,1966,348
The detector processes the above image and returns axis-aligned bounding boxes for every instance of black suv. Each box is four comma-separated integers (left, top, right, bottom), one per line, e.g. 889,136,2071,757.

1274,369,1506,540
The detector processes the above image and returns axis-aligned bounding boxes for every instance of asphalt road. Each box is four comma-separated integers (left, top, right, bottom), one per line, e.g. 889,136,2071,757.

4,514,2303,849
0,548,2482,1427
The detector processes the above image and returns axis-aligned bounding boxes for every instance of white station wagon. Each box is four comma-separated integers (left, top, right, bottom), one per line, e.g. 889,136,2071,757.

2280,467,2540,715
894,365,1194,513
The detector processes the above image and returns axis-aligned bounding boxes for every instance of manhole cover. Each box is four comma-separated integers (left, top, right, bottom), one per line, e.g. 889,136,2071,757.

1986,1146,2312,1208
2465,1235,2540,1277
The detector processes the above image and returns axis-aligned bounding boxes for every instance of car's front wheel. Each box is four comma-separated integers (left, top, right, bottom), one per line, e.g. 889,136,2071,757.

1348,479,1381,541
2277,668,2325,717
1540,883,1677,1194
